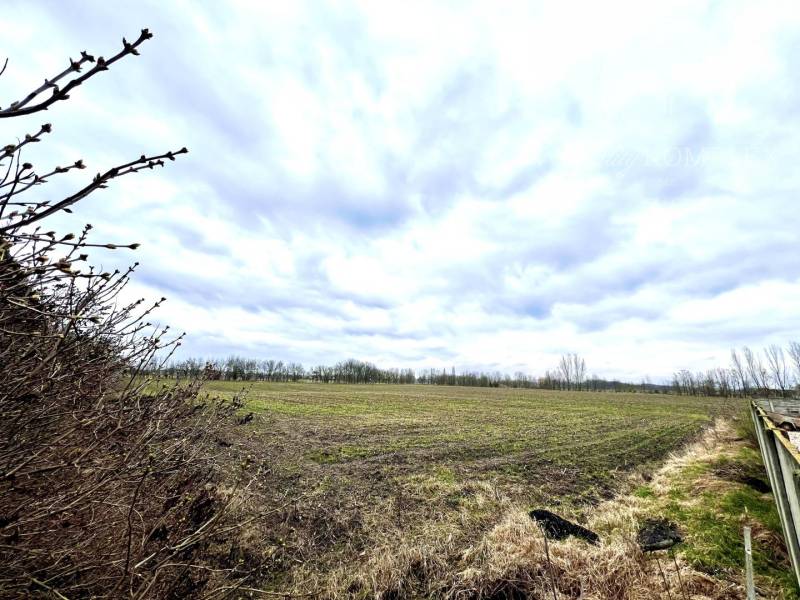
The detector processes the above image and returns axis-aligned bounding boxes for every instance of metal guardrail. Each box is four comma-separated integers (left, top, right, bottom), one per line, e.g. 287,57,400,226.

751,399,800,585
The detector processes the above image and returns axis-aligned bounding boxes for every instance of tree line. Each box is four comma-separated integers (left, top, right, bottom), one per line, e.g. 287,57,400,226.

154,352,673,392
671,342,800,397
156,345,800,398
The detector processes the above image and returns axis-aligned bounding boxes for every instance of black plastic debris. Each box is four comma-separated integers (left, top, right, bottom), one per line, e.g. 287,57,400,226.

637,518,682,552
711,463,771,493
529,509,600,545
739,476,770,493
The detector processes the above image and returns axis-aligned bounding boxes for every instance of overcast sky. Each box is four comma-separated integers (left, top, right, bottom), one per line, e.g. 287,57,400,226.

3,1,800,381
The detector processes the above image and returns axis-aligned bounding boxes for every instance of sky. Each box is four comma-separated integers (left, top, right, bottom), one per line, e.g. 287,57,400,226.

2,0,800,382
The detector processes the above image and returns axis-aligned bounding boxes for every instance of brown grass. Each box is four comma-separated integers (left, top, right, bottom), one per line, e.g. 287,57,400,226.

275,420,766,599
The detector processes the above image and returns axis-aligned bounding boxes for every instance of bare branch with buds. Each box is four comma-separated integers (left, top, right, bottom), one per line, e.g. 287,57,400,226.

0,29,153,118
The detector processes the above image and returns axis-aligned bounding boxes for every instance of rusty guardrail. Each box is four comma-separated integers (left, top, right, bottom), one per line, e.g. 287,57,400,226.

751,399,800,585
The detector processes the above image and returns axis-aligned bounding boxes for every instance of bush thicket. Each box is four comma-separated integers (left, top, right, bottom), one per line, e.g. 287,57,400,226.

0,30,263,599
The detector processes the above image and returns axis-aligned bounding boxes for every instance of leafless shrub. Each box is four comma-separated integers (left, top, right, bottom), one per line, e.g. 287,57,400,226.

1,31,262,598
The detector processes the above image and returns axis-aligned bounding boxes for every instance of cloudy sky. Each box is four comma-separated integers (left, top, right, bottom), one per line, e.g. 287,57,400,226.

3,1,800,381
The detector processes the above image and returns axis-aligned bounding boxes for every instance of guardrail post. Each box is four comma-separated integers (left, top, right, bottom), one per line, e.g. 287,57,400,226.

744,526,755,599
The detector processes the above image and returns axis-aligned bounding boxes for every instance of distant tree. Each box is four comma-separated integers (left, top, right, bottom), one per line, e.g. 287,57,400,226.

765,344,790,396
558,354,573,390
714,367,733,397
744,346,769,395
572,354,587,390
730,348,750,396
789,341,800,391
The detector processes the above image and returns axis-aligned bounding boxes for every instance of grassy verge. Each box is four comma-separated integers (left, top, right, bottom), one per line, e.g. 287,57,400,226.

637,422,798,598
434,418,798,599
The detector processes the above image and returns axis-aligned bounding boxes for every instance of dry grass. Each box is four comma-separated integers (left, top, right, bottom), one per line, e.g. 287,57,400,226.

293,421,736,599
255,419,788,599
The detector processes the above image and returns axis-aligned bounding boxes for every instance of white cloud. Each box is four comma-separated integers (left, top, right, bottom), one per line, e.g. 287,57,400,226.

3,0,800,381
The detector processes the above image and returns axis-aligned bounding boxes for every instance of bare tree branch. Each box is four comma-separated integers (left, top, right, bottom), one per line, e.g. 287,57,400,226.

0,29,152,118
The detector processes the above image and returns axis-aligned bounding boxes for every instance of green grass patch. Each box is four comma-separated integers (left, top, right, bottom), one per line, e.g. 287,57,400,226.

641,443,798,598
307,444,374,463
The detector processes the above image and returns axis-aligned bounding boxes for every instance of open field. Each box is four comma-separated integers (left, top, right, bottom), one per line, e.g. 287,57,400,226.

220,383,738,503
198,382,746,596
